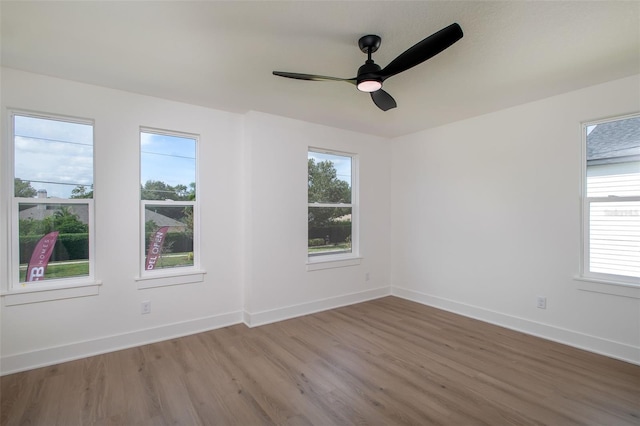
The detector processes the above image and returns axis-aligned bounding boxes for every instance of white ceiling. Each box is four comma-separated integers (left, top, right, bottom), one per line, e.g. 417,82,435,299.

2,1,639,138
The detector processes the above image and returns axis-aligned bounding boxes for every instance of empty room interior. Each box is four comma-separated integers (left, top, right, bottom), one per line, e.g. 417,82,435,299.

1,1,639,425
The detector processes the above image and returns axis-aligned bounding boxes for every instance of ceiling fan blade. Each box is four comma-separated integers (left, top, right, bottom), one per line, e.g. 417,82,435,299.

273,71,356,84
379,23,463,80
371,89,397,111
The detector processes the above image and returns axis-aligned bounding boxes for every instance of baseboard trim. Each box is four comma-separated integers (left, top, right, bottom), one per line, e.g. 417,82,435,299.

244,287,391,328
391,286,639,366
5,286,636,375
1,310,243,376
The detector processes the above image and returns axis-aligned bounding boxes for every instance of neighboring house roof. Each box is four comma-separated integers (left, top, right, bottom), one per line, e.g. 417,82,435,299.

19,204,89,224
587,116,640,165
144,209,186,229
19,205,186,230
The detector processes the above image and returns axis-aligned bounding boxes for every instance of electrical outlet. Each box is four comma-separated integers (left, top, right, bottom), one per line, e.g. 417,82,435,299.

365,272,370,281
536,296,547,309
141,300,151,315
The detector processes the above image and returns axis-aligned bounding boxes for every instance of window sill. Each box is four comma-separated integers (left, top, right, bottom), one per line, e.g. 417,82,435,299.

1,280,102,306
307,256,362,271
135,270,206,289
574,276,640,299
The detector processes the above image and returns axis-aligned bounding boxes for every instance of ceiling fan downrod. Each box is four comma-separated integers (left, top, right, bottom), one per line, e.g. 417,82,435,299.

357,35,383,92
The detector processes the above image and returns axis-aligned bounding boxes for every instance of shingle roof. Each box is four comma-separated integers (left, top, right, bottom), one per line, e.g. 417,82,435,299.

144,209,186,228
19,206,185,230
19,204,89,224
587,116,640,165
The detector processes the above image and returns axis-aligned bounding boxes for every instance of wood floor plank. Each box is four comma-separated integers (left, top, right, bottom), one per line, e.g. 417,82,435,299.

2,296,639,425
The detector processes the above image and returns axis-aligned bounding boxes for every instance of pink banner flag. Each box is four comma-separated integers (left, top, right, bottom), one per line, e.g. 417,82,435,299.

26,231,59,282
145,227,169,270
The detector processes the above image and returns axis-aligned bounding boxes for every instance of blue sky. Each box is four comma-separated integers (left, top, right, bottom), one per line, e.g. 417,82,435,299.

14,115,93,198
15,115,350,199
14,115,196,199
140,131,196,190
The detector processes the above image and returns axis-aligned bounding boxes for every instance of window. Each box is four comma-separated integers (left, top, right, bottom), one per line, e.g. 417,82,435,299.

140,129,198,280
582,114,640,285
10,111,95,289
308,149,357,261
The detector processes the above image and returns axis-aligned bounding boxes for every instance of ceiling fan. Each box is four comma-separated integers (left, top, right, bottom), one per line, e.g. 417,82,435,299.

273,23,463,111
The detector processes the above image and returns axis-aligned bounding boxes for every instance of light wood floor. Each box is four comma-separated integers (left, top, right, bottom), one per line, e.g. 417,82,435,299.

2,296,639,425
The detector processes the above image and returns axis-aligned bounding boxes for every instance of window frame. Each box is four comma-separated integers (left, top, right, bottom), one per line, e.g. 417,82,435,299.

2,110,100,305
307,147,360,267
579,113,640,288
137,127,203,288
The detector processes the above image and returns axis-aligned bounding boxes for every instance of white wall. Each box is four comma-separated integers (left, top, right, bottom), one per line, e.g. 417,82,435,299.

0,69,392,374
242,112,391,326
0,69,245,373
390,74,640,364
2,68,637,374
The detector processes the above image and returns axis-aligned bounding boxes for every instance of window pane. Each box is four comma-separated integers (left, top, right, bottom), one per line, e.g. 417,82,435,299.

141,132,196,201
144,205,194,271
308,151,352,203
589,200,640,278
308,206,352,256
18,202,90,282
14,115,94,199
586,115,640,197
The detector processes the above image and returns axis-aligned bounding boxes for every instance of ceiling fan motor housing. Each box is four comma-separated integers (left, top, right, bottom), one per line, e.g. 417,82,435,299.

356,60,383,92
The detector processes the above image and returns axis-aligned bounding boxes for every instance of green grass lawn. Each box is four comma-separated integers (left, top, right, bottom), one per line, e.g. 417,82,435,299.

151,253,193,269
19,261,89,282
18,253,193,281
308,243,351,254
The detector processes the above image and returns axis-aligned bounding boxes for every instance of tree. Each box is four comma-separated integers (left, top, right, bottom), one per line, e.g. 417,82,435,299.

141,180,194,201
308,159,351,228
52,207,88,234
182,206,194,238
70,185,93,199
308,159,350,204
145,219,159,234
142,180,179,200
18,207,87,235
14,178,37,198
18,218,42,236
174,184,188,199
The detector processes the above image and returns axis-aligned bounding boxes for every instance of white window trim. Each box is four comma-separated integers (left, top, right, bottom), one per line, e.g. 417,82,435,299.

307,256,362,271
2,281,102,306
579,114,640,293
574,276,640,299
2,110,99,305
138,128,203,288
307,148,360,269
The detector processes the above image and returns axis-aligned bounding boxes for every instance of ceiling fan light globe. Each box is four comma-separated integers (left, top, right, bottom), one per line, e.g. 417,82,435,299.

357,80,382,92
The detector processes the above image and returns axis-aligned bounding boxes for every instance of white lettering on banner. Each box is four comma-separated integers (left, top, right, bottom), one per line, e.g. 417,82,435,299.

30,267,45,279
37,241,49,262
26,231,59,282
145,227,169,271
